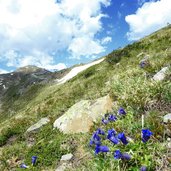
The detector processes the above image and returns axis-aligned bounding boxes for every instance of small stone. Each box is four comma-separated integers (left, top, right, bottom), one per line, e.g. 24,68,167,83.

153,67,169,81
26,117,50,132
60,153,73,161
167,142,171,149
164,113,171,123
167,138,171,142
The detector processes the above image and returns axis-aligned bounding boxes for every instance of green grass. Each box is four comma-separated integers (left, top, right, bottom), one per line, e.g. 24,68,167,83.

0,25,171,170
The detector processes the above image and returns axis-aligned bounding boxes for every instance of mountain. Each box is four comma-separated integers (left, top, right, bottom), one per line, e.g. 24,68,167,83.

0,65,71,120
0,25,171,170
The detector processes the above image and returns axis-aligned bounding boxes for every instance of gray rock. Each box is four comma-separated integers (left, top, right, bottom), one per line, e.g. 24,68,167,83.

60,153,73,161
153,67,169,81
26,117,50,132
163,113,171,123
167,142,171,149
53,95,113,133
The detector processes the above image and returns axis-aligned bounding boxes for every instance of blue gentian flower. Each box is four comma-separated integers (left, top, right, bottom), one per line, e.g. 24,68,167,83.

92,132,101,141
89,131,102,146
114,149,122,159
31,156,37,165
96,128,105,135
89,139,101,146
107,129,117,139
108,136,119,144
20,163,29,169
95,145,109,155
142,129,153,143
140,166,147,171
140,61,146,68
121,153,131,160
108,114,117,121
102,118,109,124
118,132,128,145
118,107,126,115
89,139,94,146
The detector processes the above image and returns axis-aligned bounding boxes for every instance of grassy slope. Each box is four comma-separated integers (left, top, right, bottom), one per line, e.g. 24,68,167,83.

0,25,171,170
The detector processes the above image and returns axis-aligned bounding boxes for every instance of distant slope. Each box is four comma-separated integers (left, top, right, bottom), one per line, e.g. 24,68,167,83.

0,65,70,120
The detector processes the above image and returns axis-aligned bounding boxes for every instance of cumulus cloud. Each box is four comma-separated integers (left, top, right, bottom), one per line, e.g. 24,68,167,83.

125,0,171,40
101,36,112,44
0,0,111,70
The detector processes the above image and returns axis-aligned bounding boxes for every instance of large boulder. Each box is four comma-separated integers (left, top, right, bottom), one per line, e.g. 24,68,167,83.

26,117,50,132
153,67,169,81
53,95,113,133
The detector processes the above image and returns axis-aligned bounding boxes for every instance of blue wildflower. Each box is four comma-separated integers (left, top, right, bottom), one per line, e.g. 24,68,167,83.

20,163,29,169
95,145,109,155
89,138,101,146
32,156,37,165
108,114,117,121
140,61,146,68
121,153,131,160
118,132,128,145
140,166,147,171
142,129,153,143
89,132,102,146
96,128,105,135
92,132,101,141
107,129,117,139
108,136,119,144
114,149,122,159
118,107,126,115
89,139,94,146
102,118,109,124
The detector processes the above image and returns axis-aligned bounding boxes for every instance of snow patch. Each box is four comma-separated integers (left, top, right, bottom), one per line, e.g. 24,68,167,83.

56,58,104,84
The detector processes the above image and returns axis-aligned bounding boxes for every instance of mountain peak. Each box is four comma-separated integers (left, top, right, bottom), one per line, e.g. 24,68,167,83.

14,65,49,74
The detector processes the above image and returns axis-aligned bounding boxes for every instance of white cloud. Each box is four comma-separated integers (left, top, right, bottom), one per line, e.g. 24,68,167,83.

0,69,8,74
0,0,111,70
3,49,66,71
101,36,112,44
125,0,171,40
44,63,67,71
68,36,105,59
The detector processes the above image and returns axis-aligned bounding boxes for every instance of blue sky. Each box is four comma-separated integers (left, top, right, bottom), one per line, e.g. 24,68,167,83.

0,0,170,73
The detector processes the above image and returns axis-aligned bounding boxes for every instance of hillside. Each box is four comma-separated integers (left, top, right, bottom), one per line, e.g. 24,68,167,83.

0,25,171,170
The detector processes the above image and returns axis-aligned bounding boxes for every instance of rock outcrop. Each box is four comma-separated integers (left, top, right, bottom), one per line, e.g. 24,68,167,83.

53,95,113,133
